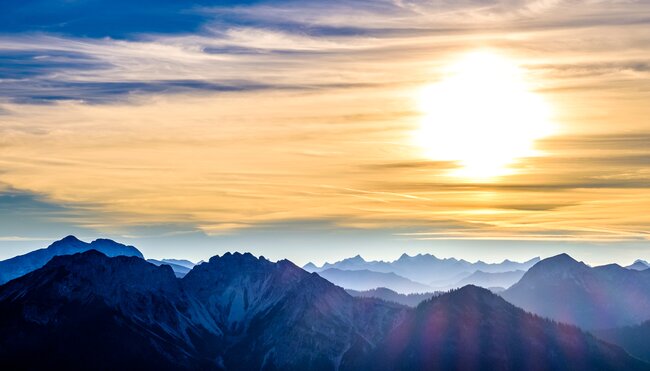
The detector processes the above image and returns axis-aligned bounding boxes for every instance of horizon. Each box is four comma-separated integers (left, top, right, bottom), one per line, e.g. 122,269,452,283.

2,234,648,268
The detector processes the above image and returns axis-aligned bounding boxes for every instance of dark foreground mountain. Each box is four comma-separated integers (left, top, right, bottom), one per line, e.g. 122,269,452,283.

502,253,650,329
0,235,143,284
595,321,650,363
0,250,220,370
0,250,406,370
347,287,440,307
0,251,645,370
364,285,647,371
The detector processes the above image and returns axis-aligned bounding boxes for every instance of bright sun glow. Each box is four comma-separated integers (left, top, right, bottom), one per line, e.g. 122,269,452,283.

415,51,555,180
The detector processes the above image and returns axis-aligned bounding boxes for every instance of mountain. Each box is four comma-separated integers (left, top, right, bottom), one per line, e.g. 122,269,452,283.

0,250,221,370
451,269,525,290
502,253,650,329
347,287,439,307
363,285,647,371
626,260,649,271
161,258,196,269
182,253,408,370
1,250,645,370
305,253,540,284
147,259,193,277
315,268,432,293
0,235,143,284
0,250,407,370
595,321,650,363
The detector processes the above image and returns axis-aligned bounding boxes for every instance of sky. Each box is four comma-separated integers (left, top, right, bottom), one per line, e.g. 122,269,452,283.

0,0,649,266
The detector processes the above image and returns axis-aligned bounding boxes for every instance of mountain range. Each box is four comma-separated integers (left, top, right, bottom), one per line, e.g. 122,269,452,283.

0,235,143,284
502,253,650,330
305,254,540,285
0,248,648,370
3,236,650,369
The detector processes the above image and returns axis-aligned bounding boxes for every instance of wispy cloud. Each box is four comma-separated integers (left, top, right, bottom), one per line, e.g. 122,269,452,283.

0,0,648,262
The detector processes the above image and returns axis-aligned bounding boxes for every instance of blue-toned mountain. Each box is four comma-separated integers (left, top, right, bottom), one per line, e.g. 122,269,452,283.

502,253,650,329
0,235,143,284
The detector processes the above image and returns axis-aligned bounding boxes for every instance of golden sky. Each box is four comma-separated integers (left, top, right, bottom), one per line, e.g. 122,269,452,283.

0,0,649,263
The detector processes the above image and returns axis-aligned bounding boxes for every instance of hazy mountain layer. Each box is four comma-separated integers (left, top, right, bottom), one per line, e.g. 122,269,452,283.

316,268,432,293
147,258,193,277
451,269,525,291
502,253,650,329
347,287,440,307
305,254,540,284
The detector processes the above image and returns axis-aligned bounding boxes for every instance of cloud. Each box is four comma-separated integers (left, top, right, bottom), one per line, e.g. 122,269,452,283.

0,0,648,263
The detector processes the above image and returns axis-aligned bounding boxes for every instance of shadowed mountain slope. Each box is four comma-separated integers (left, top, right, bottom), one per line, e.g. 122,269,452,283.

0,250,221,370
595,321,650,363
502,253,650,329
347,287,440,307
315,268,432,293
0,251,646,370
365,286,648,371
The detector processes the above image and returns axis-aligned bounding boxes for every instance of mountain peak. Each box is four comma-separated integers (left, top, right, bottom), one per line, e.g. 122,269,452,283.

343,254,366,263
627,260,650,271
208,251,258,264
60,235,82,242
47,235,85,250
522,253,587,277
541,253,579,266
398,253,412,260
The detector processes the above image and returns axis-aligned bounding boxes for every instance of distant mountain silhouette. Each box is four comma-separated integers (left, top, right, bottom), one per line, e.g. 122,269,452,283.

160,258,196,269
305,253,540,284
0,235,143,284
316,268,432,293
0,250,645,370
595,321,650,363
347,287,440,307
626,260,649,271
502,253,650,329
451,269,525,290
364,285,647,371
147,259,194,277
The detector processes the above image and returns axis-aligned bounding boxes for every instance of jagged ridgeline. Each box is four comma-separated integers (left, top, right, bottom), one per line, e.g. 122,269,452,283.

0,250,646,371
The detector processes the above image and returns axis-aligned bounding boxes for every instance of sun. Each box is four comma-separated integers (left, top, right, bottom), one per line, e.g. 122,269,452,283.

415,51,555,180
